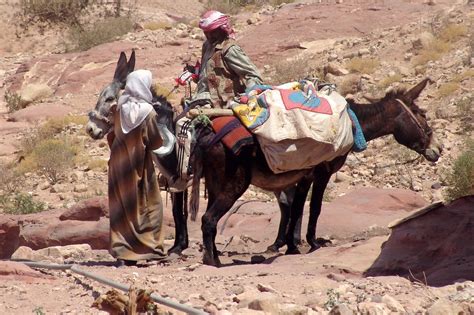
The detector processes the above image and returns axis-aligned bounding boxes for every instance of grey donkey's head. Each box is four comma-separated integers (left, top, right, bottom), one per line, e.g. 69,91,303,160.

86,51,136,139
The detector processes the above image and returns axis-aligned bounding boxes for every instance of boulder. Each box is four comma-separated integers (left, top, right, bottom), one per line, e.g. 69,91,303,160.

0,261,54,282
11,244,93,264
59,196,108,221
365,196,474,286
19,217,109,250
0,217,20,259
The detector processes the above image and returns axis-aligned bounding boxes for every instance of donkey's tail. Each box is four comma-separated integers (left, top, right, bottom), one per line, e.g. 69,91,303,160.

189,142,203,222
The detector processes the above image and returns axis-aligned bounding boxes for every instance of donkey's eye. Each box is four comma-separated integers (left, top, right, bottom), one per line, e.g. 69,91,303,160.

105,97,115,102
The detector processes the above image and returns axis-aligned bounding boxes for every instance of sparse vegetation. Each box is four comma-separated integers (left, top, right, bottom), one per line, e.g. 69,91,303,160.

455,96,473,129
273,57,320,85
87,159,108,172
445,140,474,201
379,74,403,89
18,0,91,26
1,192,46,214
68,16,134,51
143,21,173,31
439,24,468,43
346,57,380,74
436,82,459,98
4,90,23,113
413,38,451,66
205,0,294,14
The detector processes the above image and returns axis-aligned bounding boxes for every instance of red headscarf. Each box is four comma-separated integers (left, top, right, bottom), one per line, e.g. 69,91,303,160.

199,10,235,39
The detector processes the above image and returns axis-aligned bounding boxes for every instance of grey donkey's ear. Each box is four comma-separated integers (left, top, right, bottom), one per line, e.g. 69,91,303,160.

113,52,130,88
128,50,136,73
404,77,433,103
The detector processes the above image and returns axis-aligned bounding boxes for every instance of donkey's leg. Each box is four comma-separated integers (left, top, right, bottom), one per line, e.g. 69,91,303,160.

202,196,243,266
285,177,312,255
267,187,295,252
306,167,332,253
168,191,188,255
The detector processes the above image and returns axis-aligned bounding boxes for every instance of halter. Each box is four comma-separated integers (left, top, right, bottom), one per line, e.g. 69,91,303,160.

395,98,432,149
88,110,111,126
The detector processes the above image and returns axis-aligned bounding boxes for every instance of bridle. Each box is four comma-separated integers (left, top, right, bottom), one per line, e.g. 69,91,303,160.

88,109,112,126
395,98,432,151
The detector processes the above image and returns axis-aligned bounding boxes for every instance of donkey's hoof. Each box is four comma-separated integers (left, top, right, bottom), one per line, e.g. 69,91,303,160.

203,254,221,267
266,244,281,253
285,247,301,255
167,244,187,256
308,244,321,253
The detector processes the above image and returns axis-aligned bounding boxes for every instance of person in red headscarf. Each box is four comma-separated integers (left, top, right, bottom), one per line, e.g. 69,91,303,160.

192,10,263,108
172,10,263,182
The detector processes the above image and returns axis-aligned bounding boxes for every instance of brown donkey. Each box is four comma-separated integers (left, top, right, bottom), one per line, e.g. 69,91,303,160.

191,78,442,266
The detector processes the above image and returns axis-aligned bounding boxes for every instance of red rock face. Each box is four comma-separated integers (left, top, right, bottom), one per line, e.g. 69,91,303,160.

0,218,20,259
59,197,109,221
365,195,474,286
0,261,54,282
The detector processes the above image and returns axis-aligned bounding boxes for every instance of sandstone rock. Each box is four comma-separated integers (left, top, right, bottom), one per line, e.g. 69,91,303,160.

60,197,108,221
73,184,88,193
427,299,464,315
257,283,278,294
12,244,93,263
358,48,370,56
20,217,109,250
19,83,53,106
357,301,390,315
325,63,349,76
0,261,54,281
412,32,434,50
329,303,354,315
381,294,405,313
247,292,280,313
0,217,20,259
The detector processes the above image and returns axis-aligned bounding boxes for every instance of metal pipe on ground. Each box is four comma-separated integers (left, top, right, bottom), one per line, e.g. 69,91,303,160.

13,260,207,315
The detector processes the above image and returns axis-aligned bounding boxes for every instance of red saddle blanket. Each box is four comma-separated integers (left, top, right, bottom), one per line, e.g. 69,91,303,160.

211,116,254,155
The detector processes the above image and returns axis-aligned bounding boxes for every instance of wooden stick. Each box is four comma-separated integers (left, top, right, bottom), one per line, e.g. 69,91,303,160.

186,108,234,118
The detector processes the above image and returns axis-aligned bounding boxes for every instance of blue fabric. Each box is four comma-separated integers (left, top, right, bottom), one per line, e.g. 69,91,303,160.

347,108,367,152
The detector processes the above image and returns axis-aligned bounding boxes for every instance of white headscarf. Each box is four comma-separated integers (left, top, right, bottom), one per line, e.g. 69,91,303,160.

118,69,154,134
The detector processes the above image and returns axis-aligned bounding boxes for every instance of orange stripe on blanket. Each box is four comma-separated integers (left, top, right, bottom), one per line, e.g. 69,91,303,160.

211,116,254,155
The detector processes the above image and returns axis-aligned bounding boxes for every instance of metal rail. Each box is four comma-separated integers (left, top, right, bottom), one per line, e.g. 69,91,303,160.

13,261,207,315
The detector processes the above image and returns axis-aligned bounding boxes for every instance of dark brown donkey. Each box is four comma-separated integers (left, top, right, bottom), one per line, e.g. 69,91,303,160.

191,78,442,266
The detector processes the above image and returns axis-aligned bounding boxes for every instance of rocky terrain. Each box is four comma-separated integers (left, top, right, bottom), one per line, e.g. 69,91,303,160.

0,0,473,314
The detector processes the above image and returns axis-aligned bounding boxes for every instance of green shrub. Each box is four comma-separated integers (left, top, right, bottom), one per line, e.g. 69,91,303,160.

68,16,134,51
4,90,23,113
1,192,46,214
445,140,474,201
0,163,23,194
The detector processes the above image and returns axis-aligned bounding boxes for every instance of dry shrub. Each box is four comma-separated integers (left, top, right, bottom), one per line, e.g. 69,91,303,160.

413,38,451,66
346,58,380,74
87,159,108,172
19,0,91,26
68,16,133,51
273,57,318,85
445,140,474,201
205,0,294,14
0,163,23,194
439,24,468,43
453,69,474,83
337,75,359,96
455,96,474,132
436,82,459,98
143,21,173,31
379,74,403,89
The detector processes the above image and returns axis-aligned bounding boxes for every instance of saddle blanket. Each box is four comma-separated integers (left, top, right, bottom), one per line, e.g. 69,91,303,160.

211,116,254,155
233,81,354,173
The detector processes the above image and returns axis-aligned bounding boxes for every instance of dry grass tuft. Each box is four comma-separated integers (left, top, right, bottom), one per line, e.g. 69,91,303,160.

379,74,403,89
439,24,468,43
143,21,173,31
445,140,474,201
436,82,459,98
68,16,133,52
346,58,380,74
